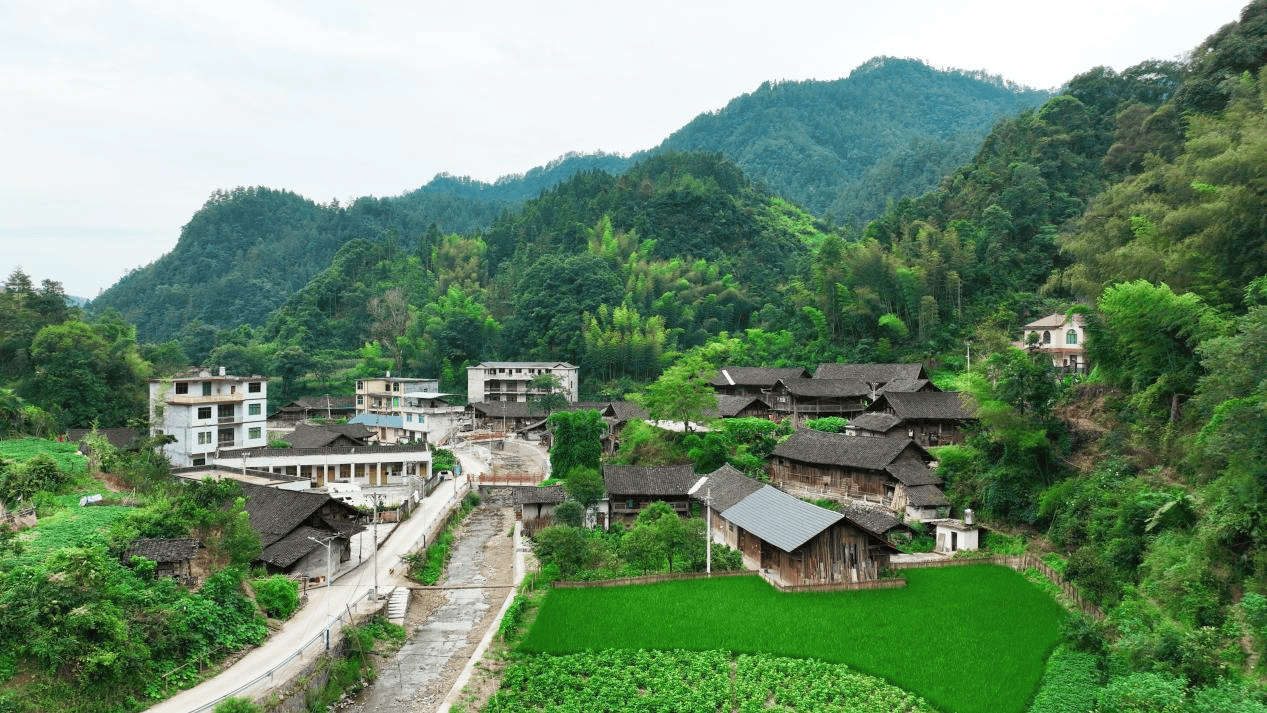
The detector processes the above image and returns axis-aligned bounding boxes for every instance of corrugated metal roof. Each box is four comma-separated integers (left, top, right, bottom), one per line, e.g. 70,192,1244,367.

348,413,404,429
721,485,843,553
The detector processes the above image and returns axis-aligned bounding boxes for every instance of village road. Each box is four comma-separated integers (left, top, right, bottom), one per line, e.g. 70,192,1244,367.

145,473,476,713
344,502,515,712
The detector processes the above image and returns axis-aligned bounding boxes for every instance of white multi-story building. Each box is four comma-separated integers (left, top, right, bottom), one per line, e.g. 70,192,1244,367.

149,368,269,467
351,374,464,445
466,362,579,404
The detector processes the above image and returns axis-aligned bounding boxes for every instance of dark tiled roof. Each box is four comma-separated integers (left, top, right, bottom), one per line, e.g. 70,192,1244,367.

122,538,202,563
885,461,942,486
876,379,934,394
721,485,844,552
778,378,870,398
286,396,356,411
876,392,975,420
839,502,904,536
284,423,373,448
238,481,360,549
713,395,770,417
710,367,808,388
906,484,950,507
512,485,567,506
259,525,334,569
602,465,698,496
813,363,928,383
606,401,649,421
771,429,918,471
691,464,765,512
67,427,140,450
847,413,903,434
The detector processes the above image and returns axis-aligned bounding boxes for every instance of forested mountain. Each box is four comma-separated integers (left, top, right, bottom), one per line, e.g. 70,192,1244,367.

413,57,1052,224
89,187,510,343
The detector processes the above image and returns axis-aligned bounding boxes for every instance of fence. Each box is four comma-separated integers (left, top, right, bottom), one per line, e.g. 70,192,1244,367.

890,554,1104,620
553,570,758,589
768,576,907,593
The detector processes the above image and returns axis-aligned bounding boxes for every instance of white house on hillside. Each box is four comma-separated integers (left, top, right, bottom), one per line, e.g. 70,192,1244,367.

149,368,269,467
1016,312,1088,374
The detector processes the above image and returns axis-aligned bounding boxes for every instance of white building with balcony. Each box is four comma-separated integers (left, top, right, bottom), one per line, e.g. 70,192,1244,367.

149,368,269,467
351,374,465,445
466,361,579,404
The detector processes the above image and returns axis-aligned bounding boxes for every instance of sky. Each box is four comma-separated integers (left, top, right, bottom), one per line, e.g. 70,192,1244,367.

0,0,1253,299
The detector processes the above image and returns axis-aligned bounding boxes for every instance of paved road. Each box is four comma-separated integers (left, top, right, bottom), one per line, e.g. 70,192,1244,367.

146,464,481,713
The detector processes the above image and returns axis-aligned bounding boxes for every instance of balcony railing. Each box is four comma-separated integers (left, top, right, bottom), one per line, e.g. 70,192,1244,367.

166,393,245,405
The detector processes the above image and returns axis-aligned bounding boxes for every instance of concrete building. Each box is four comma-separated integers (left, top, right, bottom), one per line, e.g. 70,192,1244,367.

1016,312,1089,374
149,368,269,467
466,362,578,404
351,374,465,445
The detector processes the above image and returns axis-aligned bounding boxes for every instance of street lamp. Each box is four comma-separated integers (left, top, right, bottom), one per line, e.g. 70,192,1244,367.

307,534,336,649
369,492,385,598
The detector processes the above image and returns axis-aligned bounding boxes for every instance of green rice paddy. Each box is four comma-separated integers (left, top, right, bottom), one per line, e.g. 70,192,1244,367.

516,565,1065,713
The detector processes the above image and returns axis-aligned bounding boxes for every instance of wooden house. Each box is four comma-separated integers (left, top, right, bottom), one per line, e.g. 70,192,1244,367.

813,363,931,398
865,391,976,447
238,481,364,577
121,538,203,580
719,484,898,585
709,367,808,397
602,464,698,526
766,378,871,425
768,429,948,521
844,412,904,438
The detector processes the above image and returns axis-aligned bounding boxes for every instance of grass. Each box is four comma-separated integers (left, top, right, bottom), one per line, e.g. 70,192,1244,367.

12,502,136,564
516,565,1065,713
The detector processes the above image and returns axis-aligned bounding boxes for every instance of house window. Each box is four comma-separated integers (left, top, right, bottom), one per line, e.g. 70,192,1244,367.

357,395,364,405
202,382,212,396
1042,330,1051,344
175,382,188,395
192,457,206,466
249,427,262,439
393,397,399,408
356,381,364,391
627,499,635,509
248,403,261,416
197,432,211,444
197,406,212,420
218,404,234,419
406,413,413,422
249,381,261,393
218,428,234,444
1066,330,1078,345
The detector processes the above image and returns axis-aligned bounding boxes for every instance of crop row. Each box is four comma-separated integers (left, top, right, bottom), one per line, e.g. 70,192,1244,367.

484,649,938,712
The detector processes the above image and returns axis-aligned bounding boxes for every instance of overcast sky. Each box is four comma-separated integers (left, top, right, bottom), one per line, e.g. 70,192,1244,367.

0,0,1252,299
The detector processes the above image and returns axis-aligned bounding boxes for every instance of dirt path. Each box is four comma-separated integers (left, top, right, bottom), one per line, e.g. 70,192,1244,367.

345,502,515,713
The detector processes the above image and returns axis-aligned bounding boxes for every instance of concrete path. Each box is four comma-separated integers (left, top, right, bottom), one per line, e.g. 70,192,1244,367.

146,474,475,713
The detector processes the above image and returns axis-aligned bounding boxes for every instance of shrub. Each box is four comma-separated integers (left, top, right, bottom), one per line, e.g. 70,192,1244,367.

212,697,261,713
1095,672,1187,713
253,574,300,620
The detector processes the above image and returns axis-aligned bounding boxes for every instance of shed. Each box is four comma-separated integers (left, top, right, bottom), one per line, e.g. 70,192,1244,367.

121,538,203,580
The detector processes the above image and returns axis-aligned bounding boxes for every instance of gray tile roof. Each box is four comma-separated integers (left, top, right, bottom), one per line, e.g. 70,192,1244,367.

813,363,928,383
771,429,919,471
470,402,552,418
602,465,698,496
690,464,765,512
512,485,567,506
713,394,771,417
885,461,942,486
710,367,808,387
238,481,361,549
778,378,871,398
284,423,373,448
259,525,334,569
839,502,904,536
876,392,975,420
876,379,933,394
906,484,950,507
721,485,844,552
122,538,202,563
847,412,903,434
67,427,140,450
286,396,356,411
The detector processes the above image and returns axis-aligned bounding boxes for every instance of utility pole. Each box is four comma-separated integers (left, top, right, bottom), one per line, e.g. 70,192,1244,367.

307,534,336,649
370,492,384,598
